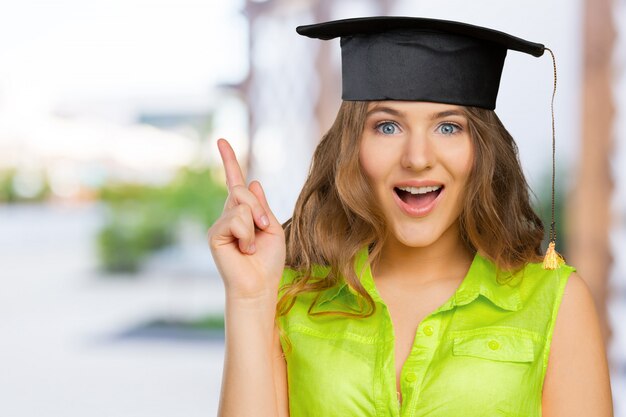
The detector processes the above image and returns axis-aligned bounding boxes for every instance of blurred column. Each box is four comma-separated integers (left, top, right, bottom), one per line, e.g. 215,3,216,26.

566,0,615,343
239,0,320,222
238,0,397,222
610,0,626,403
312,0,396,133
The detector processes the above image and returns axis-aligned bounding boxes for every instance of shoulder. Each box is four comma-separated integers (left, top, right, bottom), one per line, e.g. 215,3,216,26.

552,271,598,338
549,271,600,357
542,271,614,416
513,259,575,290
560,271,594,310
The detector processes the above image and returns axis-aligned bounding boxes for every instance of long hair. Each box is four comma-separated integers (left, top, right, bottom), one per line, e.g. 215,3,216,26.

276,101,544,342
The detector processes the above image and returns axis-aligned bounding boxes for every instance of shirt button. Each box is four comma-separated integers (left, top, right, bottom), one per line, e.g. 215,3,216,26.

404,372,417,383
488,340,500,350
423,325,434,336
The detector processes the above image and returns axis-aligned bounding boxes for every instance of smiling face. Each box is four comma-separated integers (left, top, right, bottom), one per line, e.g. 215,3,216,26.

358,101,474,250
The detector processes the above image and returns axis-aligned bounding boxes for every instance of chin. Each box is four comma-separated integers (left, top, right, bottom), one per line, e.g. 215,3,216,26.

391,224,444,248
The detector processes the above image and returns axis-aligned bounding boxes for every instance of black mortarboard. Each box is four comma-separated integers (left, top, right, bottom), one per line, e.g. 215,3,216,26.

296,16,546,110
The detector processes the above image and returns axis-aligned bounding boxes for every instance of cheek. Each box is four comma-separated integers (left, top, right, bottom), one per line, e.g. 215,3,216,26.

464,140,475,171
448,143,474,212
446,140,474,180
358,140,383,185
463,146,474,179
459,149,474,179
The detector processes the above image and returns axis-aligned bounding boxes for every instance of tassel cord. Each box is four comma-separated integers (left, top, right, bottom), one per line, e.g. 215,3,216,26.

542,47,563,270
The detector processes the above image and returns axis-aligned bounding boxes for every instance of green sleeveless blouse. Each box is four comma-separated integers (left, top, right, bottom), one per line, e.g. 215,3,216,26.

277,246,576,417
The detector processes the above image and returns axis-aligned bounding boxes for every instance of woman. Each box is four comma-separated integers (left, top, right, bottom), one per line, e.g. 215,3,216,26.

209,17,614,417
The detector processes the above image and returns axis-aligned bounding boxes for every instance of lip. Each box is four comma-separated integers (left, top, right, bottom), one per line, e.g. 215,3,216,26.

393,179,444,188
392,182,444,218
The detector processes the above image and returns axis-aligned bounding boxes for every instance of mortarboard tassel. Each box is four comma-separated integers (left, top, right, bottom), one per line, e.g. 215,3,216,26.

542,48,564,270
543,241,564,270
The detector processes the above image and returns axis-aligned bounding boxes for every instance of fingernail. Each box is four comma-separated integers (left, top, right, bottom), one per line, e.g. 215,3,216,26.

248,243,256,254
260,215,270,228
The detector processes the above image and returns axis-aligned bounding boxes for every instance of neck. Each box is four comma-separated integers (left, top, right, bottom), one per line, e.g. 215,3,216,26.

372,223,474,287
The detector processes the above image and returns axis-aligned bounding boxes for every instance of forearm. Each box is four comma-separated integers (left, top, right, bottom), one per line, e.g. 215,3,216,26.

218,295,279,417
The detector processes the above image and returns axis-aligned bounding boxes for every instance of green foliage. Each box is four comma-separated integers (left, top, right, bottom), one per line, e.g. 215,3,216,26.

0,169,51,203
188,313,225,330
0,169,17,202
97,204,176,273
165,166,229,228
97,166,227,274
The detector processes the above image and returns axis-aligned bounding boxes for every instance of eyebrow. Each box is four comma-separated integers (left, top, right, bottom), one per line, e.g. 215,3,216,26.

366,106,404,118
365,106,467,120
430,109,467,120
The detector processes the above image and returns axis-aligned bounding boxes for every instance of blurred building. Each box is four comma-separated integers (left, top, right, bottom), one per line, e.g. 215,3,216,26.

0,96,211,202
232,0,394,222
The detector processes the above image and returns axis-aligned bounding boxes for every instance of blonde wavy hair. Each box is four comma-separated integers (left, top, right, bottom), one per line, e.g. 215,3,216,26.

276,101,544,346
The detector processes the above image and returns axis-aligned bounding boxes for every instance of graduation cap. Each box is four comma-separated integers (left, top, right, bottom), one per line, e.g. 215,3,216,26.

296,16,564,269
296,16,545,110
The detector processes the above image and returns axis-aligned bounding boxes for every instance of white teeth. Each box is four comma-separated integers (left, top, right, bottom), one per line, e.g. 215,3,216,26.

397,185,442,195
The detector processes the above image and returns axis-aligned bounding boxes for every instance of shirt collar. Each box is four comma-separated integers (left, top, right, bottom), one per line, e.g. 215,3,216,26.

316,246,523,312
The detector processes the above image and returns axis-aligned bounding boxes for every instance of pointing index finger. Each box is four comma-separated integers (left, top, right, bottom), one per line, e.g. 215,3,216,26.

217,138,245,191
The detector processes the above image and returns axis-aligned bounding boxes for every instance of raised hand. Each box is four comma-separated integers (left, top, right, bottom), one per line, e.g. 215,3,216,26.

207,139,286,301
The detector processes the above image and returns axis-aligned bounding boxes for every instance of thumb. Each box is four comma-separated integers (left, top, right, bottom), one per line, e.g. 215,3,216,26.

248,180,279,226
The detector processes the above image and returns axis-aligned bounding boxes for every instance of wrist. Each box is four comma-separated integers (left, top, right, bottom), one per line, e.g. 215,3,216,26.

225,291,278,311
224,295,278,338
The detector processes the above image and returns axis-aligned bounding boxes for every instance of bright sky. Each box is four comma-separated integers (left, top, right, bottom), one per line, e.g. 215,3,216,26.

0,0,249,196
0,0,247,112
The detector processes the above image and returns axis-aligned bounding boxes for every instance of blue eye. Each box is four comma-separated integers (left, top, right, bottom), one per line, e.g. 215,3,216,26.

376,121,399,135
438,123,460,135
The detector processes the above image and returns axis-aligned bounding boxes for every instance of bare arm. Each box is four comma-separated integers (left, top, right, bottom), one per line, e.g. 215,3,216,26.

217,296,281,417
209,139,287,417
273,321,290,417
542,272,614,416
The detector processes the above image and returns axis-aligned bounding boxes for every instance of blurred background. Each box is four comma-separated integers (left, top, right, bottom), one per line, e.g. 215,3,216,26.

0,0,624,415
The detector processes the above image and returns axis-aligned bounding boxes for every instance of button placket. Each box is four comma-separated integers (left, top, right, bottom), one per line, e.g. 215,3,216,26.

380,304,403,417
404,372,418,383
399,320,439,416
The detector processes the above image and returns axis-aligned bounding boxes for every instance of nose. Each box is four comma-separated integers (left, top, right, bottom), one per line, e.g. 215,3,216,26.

400,130,435,171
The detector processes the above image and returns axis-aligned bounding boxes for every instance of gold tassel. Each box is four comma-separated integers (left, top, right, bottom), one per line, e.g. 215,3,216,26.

543,241,564,270
541,49,564,272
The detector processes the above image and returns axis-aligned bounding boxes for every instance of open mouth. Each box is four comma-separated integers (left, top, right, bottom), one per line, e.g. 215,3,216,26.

393,185,443,210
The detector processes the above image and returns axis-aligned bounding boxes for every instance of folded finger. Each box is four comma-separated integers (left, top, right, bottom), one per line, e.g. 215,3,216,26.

229,215,256,255
226,184,270,230
248,180,278,226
